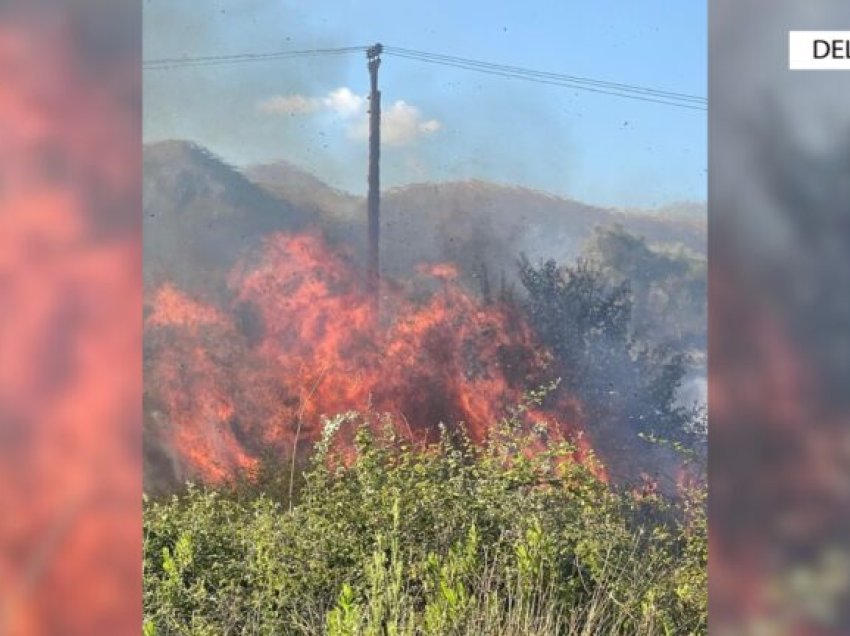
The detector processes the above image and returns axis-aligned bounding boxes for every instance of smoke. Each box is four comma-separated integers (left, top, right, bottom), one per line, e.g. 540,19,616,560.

143,0,359,181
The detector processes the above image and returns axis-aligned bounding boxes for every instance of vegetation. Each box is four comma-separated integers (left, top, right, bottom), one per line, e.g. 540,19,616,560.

519,254,704,452
143,230,707,634
144,405,706,635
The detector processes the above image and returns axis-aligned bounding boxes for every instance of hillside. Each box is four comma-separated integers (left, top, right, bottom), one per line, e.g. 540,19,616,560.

144,141,310,300
245,161,706,251
243,160,362,223
145,141,705,301
380,181,704,289
245,158,705,293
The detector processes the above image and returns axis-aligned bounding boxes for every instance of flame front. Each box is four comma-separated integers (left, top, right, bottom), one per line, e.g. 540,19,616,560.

145,231,593,483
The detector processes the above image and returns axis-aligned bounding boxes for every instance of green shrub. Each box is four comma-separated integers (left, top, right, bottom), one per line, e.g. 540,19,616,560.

144,410,706,635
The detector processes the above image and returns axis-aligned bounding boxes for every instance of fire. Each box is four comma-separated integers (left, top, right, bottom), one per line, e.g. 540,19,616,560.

0,9,141,634
145,231,593,484
147,284,227,329
417,262,459,280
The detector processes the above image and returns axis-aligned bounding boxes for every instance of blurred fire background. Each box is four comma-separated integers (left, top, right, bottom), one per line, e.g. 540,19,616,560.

711,1,850,633
0,0,141,634
0,0,849,633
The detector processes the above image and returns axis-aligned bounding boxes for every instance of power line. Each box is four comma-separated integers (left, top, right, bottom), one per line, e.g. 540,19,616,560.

384,46,706,105
142,43,706,111
383,47,705,111
142,46,367,70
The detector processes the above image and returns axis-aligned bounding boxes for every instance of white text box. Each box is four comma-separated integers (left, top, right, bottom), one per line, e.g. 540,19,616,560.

790,31,850,70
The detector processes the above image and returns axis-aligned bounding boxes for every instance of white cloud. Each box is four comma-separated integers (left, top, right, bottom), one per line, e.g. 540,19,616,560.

349,100,442,146
322,87,365,117
258,87,440,146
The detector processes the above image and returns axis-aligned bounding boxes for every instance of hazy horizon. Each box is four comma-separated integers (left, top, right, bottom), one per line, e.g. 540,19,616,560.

144,0,706,210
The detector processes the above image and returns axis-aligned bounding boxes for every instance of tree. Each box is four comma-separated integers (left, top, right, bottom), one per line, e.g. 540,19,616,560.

518,256,694,448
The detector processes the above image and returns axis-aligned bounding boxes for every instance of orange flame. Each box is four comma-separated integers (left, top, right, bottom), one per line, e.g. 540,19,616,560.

0,10,141,634
145,231,593,484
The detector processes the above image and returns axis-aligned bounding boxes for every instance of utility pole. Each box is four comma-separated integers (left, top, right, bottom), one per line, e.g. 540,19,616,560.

366,43,382,318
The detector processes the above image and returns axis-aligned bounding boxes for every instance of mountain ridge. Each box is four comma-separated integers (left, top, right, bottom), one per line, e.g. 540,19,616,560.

144,140,705,301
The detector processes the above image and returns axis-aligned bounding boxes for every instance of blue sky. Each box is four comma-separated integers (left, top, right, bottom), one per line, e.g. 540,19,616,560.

144,0,706,208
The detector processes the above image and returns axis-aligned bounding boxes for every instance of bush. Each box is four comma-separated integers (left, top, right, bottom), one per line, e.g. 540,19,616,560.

518,257,701,452
144,410,706,635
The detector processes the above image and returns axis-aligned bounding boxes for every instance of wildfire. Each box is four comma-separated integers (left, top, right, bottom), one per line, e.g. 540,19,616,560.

145,231,595,484
0,9,141,634
417,262,459,280
146,284,227,329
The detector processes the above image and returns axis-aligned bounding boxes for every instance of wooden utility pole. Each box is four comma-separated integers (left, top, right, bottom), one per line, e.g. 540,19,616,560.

366,43,382,317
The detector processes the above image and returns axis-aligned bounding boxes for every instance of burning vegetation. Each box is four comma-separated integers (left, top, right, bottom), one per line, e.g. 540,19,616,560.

141,141,707,633
144,230,594,486
142,142,706,493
